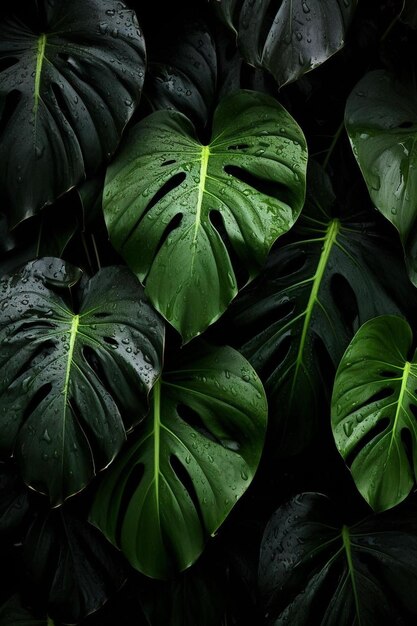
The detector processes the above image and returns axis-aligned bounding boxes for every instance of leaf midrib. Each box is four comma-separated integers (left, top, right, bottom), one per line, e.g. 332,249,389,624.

34,33,47,114
342,524,362,626
289,218,340,401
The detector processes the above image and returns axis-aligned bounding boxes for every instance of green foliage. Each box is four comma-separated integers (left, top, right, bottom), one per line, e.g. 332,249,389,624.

0,258,164,505
332,315,417,512
0,0,416,623
91,342,267,578
104,89,307,341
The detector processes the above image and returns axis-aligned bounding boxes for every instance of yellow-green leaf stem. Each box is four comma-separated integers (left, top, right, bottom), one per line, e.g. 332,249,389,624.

34,33,47,113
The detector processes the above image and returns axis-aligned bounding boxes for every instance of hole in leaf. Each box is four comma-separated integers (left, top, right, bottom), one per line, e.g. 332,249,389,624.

121,173,186,247
272,250,307,279
93,311,111,319
153,212,183,259
224,165,293,206
209,209,249,289
0,90,21,140
103,336,118,348
352,387,394,414
161,159,176,166
177,403,218,443
21,383,52,426
227,144,250,151
169,454,205,526
145,172,186,213
58,52,70,62
401,428,413,469
409,404,417,421
399,121,414,129
380,370,399,378
115,463,144,545
330,274,359,334
16,320,56,333
345,418,390,467
0,57,18,72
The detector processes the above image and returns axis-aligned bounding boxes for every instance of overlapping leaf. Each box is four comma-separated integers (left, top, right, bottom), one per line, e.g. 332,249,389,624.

332,315,417,512
216,0,358,86
0,258,164,506
90,342,267,579
0,0,146,224
104,89,307,342
22,508,127,624
228,163,407,454
345,70,417,284
259,493,417,625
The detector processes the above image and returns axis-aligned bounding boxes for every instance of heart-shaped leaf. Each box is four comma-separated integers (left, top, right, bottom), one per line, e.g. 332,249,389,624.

0,258,164,506
22,507,127,625
228,163,408,455
90,342,267,579
0,0,146,225
345,70,417,284
332,315,417,512
215,0,358,87
103,89,307,342
259,493,417,625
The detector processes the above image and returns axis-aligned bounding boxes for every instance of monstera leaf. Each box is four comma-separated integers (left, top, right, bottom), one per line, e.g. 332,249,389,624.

259,493,417,625
103,89,307,342
228,163,407,455
0,0,146,225
90,342,267,579
146,21,217,130
216,0,358,87
22,507,127,624
332,315,417,512
345,70,417,285
0,258,164,506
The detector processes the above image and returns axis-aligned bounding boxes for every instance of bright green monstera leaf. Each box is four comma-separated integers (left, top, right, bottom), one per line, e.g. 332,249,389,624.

103,89,307,342
332,315,417,512
228,162,409,455
90,342,267,579
216,0,358,86
345,70,417,285
0,0,146,225
0,258,164,506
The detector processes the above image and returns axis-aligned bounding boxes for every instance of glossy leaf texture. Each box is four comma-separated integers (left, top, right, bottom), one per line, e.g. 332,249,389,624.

215,0,358,87
145,21,217,130
259,493,417,626
22,507,127,625
104,89,307,342
332,315,417,512
0,0,146,225
90,342,267,579
0,594,48,626
228,163,407,455
345,70,417,285
0,258,164,506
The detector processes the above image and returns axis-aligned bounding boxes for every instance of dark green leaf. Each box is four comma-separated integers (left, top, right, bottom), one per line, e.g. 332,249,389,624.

0,258,164,506
401,0,417,28
229,163,407,454
0,594,48,626
0,0,146,225
345,70,417,284
332,315,417,512
0,462,30,540
104,89,307,342
259,493,417,625
90,342,267,578
216,0,358,87
22,507,127,625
